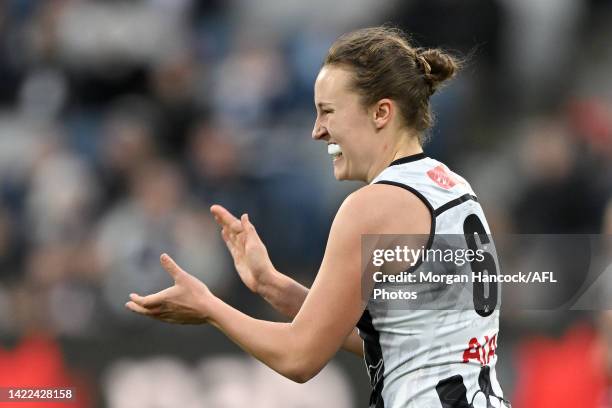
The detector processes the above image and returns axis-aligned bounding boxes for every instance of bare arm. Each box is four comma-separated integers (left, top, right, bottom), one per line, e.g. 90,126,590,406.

211,204,364,357
127,184,430,382
128,193,369,382
258,269,364,356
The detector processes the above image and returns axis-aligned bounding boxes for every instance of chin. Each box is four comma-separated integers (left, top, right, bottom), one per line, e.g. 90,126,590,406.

333,167,347,180
332,159,361,181
333,158,347,180
333,169,355,181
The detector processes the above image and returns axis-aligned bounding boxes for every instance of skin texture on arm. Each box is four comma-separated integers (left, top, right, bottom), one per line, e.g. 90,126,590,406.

257,270,365,357
126,183,431,383
210,204,364,356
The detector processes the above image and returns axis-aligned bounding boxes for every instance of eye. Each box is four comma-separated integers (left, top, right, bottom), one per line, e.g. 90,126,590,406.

322,109,333,115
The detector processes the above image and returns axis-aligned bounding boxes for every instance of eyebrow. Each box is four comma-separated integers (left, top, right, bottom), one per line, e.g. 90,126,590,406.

316,102,333,109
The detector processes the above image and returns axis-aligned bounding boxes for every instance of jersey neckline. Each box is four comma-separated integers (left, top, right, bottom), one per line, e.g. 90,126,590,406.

388,152,427,167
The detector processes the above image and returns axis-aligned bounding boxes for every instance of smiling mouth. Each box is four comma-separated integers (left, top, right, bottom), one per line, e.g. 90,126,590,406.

328,143,342,160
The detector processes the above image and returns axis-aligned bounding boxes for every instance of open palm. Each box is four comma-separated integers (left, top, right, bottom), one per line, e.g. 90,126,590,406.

126,253,211,324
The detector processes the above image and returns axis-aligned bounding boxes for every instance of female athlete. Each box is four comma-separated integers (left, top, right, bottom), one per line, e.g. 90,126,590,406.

126,27,509,407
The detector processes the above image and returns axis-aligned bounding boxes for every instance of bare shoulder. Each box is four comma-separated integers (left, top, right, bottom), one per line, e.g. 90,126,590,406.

333,183,431,236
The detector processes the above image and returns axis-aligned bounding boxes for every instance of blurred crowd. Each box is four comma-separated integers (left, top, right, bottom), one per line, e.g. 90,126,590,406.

0,0,610,407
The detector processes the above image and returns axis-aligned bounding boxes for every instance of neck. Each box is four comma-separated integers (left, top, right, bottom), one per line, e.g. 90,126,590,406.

365,131,423,183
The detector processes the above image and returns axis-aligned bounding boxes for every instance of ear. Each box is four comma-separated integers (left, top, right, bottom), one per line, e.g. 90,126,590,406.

372,99,393,130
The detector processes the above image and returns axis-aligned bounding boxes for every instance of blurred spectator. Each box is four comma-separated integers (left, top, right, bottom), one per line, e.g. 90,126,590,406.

210,42,290,127
500,0,586,110
186,119,247,212
26,133,99,244
149,49,202,156
512,116,609,233
96,97,159,208
0,205,22,282
96,159,227,321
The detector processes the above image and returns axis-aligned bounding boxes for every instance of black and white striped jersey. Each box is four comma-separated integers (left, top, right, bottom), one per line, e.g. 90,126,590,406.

357,153,508,408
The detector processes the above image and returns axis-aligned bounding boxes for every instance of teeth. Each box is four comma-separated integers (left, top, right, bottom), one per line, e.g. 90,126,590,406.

328,143,342,157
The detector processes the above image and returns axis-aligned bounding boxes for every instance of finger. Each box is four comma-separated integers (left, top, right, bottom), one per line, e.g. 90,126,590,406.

221,228,240,259
241,213,253,232
125,300,159,316
129,292,160,308
212,205,243,233
229,219,244,233
160,253,187,281
126,301,176,324
221,228,239,251
210,205,240,228
130,287,173,308
224,224,245,248
241,214,261,244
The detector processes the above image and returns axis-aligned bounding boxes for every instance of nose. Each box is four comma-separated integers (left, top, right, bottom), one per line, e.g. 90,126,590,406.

312,121,327,140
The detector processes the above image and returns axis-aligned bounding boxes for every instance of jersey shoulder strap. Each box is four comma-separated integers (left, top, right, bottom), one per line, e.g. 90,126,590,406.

371,156,478,212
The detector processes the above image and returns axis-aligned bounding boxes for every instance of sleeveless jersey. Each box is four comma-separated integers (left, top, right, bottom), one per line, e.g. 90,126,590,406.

356,153,509,408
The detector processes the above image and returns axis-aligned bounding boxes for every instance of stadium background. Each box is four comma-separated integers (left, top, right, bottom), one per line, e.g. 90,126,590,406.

0,0,610,406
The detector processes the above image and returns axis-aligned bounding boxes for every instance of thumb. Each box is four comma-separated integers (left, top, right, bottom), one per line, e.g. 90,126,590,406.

160,253,186,281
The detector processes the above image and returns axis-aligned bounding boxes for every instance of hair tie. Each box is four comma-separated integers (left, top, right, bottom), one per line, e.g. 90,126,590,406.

416,54,431,77
415,53,435,96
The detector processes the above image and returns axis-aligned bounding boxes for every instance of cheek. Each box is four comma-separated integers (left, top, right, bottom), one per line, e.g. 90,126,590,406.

336,110,368,139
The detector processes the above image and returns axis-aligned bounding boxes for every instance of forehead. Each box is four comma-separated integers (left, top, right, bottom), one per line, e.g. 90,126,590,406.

314,65,355,101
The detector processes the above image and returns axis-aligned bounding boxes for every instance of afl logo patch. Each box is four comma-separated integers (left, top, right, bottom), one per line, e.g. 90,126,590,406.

427,165,457,189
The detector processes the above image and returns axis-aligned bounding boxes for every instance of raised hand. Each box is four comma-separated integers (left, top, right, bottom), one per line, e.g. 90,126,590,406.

210,204,277,294
125,253,212,324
